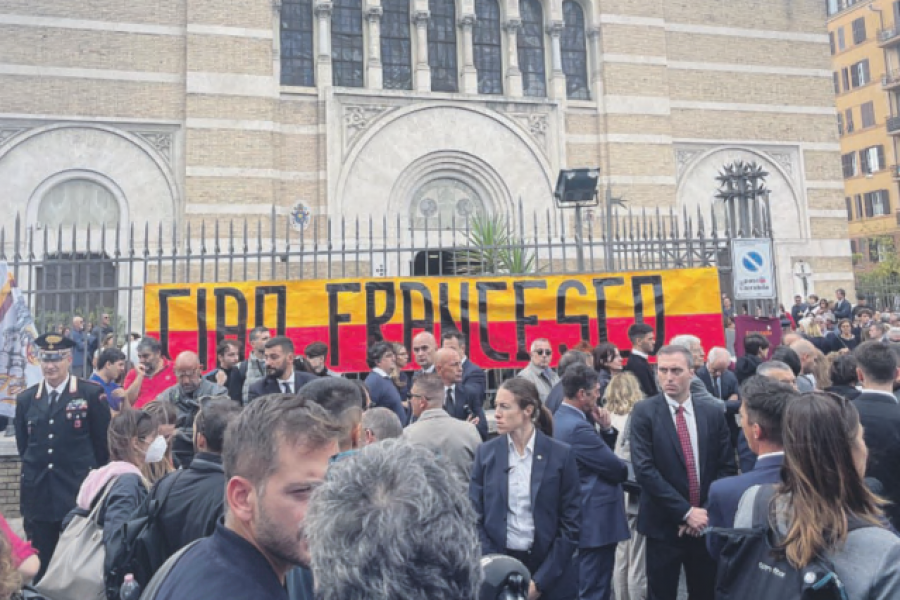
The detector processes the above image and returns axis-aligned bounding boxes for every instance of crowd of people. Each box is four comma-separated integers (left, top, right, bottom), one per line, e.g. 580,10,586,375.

4,288,900,600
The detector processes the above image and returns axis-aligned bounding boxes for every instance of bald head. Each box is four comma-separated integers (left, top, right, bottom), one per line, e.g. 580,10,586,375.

412,332,437,371
789,340,816,374
434,347,462,386
175,351,203,393
782,332,801,347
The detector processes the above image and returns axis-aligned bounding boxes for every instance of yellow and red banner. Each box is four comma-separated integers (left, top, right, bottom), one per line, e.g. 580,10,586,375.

145,268,725,372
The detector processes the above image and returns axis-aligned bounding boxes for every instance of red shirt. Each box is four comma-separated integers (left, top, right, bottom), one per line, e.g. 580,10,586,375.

124,359,176,408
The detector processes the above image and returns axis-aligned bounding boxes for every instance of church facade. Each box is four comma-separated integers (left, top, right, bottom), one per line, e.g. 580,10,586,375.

0,0,852,295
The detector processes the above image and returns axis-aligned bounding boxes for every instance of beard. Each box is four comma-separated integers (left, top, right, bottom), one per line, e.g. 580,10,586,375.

267,364,286,379
255,501,308,568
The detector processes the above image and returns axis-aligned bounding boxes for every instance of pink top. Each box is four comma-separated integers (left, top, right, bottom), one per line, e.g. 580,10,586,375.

0,512,35,567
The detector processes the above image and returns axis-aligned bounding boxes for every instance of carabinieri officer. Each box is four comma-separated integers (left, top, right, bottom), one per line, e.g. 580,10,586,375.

14,333,111,582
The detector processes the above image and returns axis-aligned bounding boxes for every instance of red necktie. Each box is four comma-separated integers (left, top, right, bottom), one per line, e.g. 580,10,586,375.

675,406,700,507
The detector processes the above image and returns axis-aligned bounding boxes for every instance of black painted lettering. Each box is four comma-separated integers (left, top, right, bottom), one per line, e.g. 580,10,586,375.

557,280,590,345
327,283,361,366
158,289,191,361
632,275,666,353
197,288,208,366
476,282,510,362
365,282,397,343
214,288,248,357
514,281,547,361
400,282,435,352
592,277,625,343
438,282,471,346
254,286,287,336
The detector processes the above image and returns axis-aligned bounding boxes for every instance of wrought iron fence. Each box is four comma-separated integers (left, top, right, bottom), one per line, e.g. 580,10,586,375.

1,200,749,342
857,274,900,313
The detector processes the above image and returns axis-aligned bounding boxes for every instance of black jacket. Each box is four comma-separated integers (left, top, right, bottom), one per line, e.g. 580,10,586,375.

143,452,226,559
630,394,736,541
445,385,488,440
853,392,900,527
204,368,245,403
825,384,861,401
15,377,111,521
734,355,762,385
624,353,658,397
247,371,316,403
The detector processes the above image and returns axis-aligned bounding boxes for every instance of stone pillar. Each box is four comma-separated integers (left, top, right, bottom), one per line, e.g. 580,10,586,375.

367,6,384,89
459,15,478,93
315,2,334,86
413,10,432,92
547,20,566,100
504,19,523,97
587,26,603,102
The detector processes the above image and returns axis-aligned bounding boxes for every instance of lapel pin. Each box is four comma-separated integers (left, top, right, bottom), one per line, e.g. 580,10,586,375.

537,455,543,460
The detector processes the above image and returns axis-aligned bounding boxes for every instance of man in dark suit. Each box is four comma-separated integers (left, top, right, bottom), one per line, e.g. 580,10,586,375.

441,331,486,404
14,333,111,582
624,323,658,397
247,336,316,403
546,350,592,414
630,345,736,600
696,347,740,446
834,288,852,321
706,376,797,559
554,363,629,600
364,341,408,426
435,348,487,439
852,341,900,527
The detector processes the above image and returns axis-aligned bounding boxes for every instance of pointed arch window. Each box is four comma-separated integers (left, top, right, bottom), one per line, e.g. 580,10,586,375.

332,0,365,87
382,0,413,89
518,0,546,97
561,0,589,99
281,0,315,86
428,0,459,92
474,0,503,94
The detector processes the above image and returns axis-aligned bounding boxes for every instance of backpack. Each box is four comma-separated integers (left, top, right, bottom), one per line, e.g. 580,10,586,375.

105,470,186,600
710,484,870,600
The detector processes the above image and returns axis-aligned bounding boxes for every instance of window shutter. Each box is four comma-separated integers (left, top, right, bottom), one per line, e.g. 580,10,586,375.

843,67,851,90
882,190,891,214
846,108,854,132
838,112,844,135
846,197,853,220
856,194,863,217
861,149,870,174
830,32,836,54
866,193,875,217
877,145,885,171
861,59,870,84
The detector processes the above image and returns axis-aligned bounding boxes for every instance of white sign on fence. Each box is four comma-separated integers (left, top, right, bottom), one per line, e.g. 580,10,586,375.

732,239,776,300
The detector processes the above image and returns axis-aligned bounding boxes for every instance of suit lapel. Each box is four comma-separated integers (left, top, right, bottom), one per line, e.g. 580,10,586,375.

659,397,686,467
530,431,548,508
496,437,509,514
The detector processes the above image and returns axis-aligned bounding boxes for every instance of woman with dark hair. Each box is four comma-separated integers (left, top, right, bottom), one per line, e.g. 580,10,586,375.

825,354,861,401
829,318,859,353
734,392,900,598
390,342,412,403
469,377,580,600
593,342,623,401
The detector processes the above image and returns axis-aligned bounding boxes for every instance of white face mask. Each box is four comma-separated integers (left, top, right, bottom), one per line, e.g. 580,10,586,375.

144,435,168,464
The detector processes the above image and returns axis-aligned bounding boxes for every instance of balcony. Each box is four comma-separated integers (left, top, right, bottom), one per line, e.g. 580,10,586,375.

887,115,900,134
879,27,900,47
883,70,900,91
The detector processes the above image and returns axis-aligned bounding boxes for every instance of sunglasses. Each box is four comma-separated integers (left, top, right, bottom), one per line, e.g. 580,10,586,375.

534,349,552,356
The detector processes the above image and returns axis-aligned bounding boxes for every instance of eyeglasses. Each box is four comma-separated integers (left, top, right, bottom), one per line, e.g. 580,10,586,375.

534,349,552,356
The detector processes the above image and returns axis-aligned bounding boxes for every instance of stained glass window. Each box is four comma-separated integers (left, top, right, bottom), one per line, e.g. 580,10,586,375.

428,0,459,92
332,0,365,87
561,0,589,99
474,0,503,94
518,0,546,97
281,0,315,86
39,179,120,229
410,179,486,229
382,0,413,89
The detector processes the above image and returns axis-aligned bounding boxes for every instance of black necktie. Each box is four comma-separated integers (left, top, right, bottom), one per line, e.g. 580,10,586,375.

715,376,722,399
49,391,59,409
445,387,454,412
282,382,291,394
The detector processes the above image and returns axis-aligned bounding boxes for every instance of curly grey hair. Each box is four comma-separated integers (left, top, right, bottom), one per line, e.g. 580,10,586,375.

305,438,483,600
